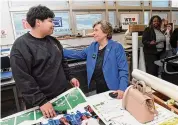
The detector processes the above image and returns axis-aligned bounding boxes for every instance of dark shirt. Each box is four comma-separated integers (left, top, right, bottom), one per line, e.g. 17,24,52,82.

142,27,166,54
170,28,178,48
10,32,74,107
91,46,109,93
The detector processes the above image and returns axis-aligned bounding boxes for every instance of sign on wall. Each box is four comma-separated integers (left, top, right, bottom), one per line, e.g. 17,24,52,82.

11,12,71,38
120,14,139,29
52,12,71,36
53,17,63,27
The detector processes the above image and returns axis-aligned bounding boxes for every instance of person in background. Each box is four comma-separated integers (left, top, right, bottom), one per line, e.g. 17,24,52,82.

161,18,168,33
10,5,79,118
142,15,166,76
164,23,173,57
64,20,128,99
170,28,178,55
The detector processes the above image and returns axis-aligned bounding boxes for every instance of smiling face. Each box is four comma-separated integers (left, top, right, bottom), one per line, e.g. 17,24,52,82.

152,17,161,29
36,18,54,36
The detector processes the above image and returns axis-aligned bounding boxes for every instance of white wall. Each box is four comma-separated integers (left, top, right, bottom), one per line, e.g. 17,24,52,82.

1,1,15,45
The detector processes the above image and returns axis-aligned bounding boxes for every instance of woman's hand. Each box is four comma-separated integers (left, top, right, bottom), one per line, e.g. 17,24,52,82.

113,90,124,99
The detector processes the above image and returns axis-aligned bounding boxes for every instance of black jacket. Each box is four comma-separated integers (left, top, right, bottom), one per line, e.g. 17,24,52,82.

142,27,166,54
170,28,178,48
10,33,74,107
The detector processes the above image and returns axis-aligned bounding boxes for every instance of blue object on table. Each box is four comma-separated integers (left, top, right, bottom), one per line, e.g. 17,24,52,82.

0,71,12,80
53,119,60,125
65,113,80,125
76,110,83,117
48,119,57,125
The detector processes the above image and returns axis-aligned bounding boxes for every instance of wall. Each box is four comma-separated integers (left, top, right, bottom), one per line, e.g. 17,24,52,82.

1,1,15,46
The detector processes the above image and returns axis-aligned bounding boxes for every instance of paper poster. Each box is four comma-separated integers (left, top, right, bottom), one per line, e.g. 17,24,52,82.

1,88,178,125
159,117,178,125
53,17,62,27
90,92,178,125
39,104,104,125
132,32,138,69
0,88,105,125
52,12,71,36
120,14,139,29
0,117,15,125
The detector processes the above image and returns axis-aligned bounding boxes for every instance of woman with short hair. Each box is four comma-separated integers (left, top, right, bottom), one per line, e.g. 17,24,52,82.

64,20,129,99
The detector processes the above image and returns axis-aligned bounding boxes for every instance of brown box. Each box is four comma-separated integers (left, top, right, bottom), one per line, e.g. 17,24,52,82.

129,25,147,32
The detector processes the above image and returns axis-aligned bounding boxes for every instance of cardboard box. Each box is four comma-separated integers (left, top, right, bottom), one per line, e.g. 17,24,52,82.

129,25,147,32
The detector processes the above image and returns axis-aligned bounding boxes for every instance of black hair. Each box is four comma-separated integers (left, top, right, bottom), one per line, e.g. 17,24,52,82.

149,15,162,28
26,5,55,27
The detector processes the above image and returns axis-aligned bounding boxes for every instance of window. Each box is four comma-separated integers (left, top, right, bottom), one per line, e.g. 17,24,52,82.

152,13,168,20
72,0,104,6
109,11,116,27
120,13,139,29
144,11,150,25
11,12,30,38
172,0,178,7
11,12,71,38
9,0,68,8
118,0,140,6
144,1,149,6
172,11,178,25
75,13,103,30
108,1,115,6
152,0,169,7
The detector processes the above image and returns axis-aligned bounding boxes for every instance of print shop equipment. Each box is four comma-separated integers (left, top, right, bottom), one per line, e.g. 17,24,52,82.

63,46,94,94
1,56,13,81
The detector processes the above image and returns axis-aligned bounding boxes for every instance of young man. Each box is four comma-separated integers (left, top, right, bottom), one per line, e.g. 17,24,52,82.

10,5,80,118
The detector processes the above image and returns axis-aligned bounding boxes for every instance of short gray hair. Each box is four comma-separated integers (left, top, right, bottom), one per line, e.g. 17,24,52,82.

93,20,113,39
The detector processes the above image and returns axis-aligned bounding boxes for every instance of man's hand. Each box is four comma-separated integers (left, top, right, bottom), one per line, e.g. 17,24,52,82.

70,78,80,87
40,102,56,118
113,90,124,99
